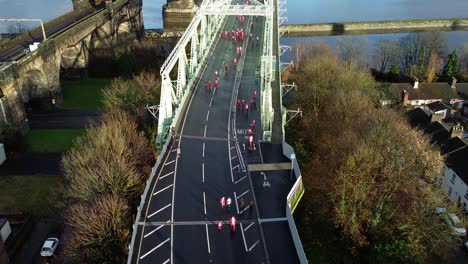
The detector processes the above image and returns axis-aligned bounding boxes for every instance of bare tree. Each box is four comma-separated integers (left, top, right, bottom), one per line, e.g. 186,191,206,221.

102,71,161,123
336,35,369,69
64,195,131,263
284,42,460,262
373,38,400,73
460,43,468,74
399,33,448,81
61,110,153,204
6,22,29,34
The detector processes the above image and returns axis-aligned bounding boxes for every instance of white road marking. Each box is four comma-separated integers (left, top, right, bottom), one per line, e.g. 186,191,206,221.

209,97,213,107
205,224,211,254
258,141,264,163
235,175,247,184
239,205,250,215
171,148,177,152
231,146,235,150
144,220,170,238
202,142,205,158
136,133,175,261
165,160,175,165
231,155,237,160
202,163,205,183
148,204,172,218
206,110,210,122
203,192,207,215
240,223,248,252
153,184,173,195
259,217,288,223
160,171,174,179
204,125,207,137
244,222,255,231
233,191,239,214
139,238,170,259
232,165,239,170
248,240,260,252
163,259,170,264
238,190,250,199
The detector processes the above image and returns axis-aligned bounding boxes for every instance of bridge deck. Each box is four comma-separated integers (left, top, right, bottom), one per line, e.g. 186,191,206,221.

133,3,299,264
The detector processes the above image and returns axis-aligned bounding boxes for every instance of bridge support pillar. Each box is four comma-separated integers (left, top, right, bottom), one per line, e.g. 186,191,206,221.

72,0,81,10
163,0,196,30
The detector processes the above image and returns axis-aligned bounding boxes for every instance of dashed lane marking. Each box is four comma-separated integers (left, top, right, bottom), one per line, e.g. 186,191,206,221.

148,204,172,218
205,224,211,254
139,238,170,260
153,184,173,196
202,142,205,158
202,163,205,183
203,192,207,215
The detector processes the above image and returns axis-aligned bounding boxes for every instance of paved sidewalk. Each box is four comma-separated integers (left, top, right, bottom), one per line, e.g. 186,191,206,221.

0,153,62,176
27,109,102,129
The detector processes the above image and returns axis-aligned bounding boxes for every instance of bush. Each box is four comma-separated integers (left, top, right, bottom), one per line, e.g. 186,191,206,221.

0,125,26,154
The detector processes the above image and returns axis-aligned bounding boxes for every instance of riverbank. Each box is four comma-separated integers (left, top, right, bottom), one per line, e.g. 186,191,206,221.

283,18,468,37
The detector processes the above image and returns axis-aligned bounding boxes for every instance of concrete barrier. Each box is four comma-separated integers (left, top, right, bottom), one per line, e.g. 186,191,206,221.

282,18,468,37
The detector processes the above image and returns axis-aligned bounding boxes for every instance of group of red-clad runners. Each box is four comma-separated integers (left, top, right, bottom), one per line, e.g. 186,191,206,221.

217,196,254,232
209,0,260,233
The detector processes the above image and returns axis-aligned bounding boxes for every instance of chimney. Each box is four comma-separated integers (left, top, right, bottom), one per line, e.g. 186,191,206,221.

451,77,457,89
401,90,409,106
451,123,464,138
413,78,419,89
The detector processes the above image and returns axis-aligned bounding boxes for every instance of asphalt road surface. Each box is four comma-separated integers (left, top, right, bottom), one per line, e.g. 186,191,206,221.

134,5,299,264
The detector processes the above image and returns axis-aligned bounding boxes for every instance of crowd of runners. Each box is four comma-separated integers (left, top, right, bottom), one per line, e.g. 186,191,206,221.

206,0,260,233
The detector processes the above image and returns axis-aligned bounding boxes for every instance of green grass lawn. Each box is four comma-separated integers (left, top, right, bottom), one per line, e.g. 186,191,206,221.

61,78,110,109
25,129,84,153
0,175,63,217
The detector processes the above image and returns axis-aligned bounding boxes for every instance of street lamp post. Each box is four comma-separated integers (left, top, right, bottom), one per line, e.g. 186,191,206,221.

0,18,47,41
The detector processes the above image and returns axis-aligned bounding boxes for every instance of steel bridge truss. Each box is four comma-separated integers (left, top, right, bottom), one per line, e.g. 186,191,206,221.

156,0,276,149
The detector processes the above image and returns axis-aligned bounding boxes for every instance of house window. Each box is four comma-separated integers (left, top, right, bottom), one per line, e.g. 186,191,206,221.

451,173,456,184
448,186,452,196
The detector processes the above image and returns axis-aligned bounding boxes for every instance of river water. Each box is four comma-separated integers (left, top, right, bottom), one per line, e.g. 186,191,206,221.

0,0,467,52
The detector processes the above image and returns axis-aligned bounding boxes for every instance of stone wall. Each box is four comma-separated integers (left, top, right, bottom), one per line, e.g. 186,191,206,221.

283,18,468,37
0,0,143,132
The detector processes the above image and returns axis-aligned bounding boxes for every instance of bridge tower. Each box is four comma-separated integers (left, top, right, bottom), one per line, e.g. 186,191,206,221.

163,0,197,29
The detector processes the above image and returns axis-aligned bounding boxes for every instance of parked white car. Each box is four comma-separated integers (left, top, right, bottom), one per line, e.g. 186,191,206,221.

445,213,467,236
40,237,59,257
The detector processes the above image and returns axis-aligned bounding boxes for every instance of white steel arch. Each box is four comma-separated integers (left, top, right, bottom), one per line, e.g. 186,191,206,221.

156,0,276,150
